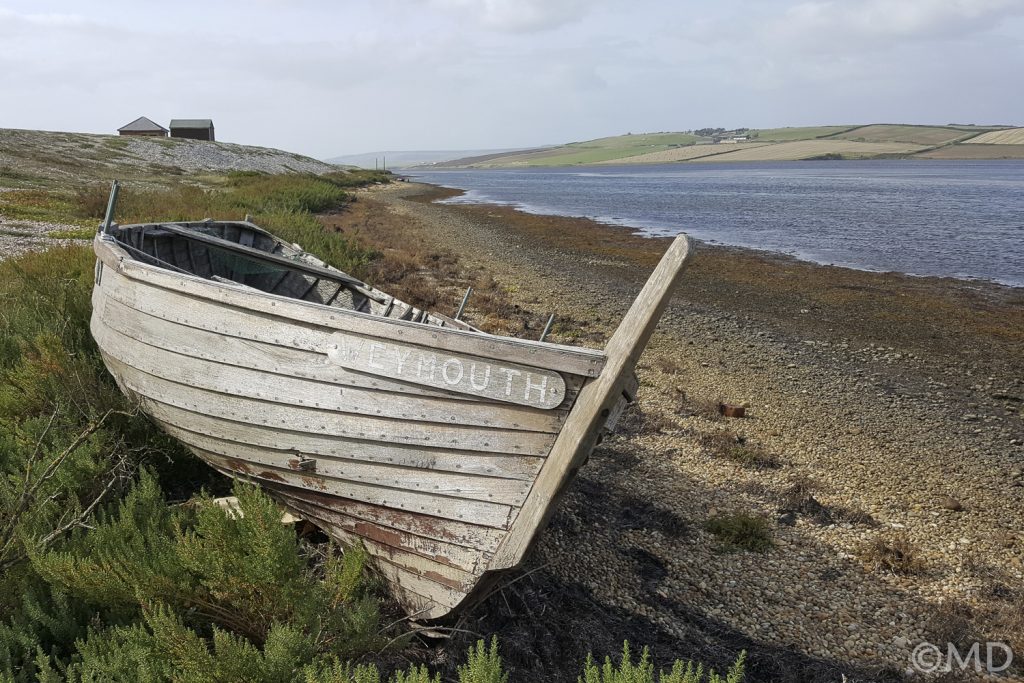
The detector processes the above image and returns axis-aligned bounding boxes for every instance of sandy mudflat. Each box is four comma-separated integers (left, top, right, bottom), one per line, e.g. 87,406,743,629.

326,182,1023,682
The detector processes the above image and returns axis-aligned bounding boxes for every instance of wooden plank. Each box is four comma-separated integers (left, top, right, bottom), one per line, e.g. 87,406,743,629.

200,450,513,528
326,331,567,410
154,222,368,288
490,235,692,569
94,239,606,378
320,523,480,590
98,267,585,408
94,322,564,432
140,401,544,481
157,423,532,506
101,354,557,457
371,557,468,613
100,296,550,404
271,488,505,553
281,496,487,573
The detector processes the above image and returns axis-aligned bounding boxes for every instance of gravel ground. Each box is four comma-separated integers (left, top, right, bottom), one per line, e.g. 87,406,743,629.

0,213,88,260
345,182,1023,682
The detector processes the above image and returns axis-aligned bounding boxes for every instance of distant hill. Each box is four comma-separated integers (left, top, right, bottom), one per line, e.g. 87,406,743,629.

434,124,1024,168
0,128,336,182
325,148,544,169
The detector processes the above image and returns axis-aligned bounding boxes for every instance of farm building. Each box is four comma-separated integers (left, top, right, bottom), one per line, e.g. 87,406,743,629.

117,116,168,137
170,119,215,141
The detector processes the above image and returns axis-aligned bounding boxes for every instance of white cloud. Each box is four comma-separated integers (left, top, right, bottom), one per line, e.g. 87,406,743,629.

766,0,1024,50
428,0,593,32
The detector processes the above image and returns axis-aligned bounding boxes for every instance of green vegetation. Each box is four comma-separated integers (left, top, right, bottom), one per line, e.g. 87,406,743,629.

703,513,773,553
0,171,391,680
748,126,853,141
829,124,975,146
0,168,745,681
580,643,746,683
467,133,700,167
444,123,1020,167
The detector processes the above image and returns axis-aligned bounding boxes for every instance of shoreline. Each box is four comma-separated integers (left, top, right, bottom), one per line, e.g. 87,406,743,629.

425,181,1024,291
327,181,1022,680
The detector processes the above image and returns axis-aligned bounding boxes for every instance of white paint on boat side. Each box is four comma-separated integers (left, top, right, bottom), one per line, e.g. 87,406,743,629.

101,354,557,456
145,402,545,481
94,240,607,377
199,449,514,528
94,322,564,433
327,333,567,409
157,422,532,506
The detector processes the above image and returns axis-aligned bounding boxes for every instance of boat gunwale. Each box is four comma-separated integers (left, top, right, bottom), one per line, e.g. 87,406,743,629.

94,231,607,373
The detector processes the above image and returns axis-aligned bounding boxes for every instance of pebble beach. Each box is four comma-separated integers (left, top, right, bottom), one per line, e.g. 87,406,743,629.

333,181,1024,682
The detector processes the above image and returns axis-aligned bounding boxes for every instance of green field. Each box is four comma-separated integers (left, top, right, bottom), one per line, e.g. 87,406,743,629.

964,127,1024,144
469,132,700,167
829,124,976,146
749,126,853,141
445,123,1021,168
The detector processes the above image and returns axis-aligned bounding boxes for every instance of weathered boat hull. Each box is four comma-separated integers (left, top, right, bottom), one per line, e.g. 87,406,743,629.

91,220,690,619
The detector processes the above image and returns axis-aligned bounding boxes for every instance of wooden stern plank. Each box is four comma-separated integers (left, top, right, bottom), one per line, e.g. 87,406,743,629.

262,484,506,553
98,295,519,403
490,235,692,569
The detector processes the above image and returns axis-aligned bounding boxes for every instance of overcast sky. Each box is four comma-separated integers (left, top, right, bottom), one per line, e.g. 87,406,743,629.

2,0,1022,159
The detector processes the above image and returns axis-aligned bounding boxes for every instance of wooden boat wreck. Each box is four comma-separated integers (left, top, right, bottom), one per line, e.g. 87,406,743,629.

90,182,691,619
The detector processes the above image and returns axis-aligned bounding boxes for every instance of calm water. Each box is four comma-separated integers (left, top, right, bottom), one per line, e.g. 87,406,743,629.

407,161,1024,287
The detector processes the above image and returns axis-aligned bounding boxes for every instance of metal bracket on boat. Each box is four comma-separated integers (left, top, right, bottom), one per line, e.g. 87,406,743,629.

455,286,473,320
539,314,555,342
101,180,120,234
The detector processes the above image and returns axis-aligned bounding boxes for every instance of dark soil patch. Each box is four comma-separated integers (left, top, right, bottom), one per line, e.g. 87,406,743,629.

433,563,901,683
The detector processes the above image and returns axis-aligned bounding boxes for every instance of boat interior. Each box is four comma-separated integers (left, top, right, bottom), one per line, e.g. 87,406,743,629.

106,220,473,329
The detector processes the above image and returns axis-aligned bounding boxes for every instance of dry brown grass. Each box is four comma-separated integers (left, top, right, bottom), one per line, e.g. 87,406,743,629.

701,140,925,161
858,532,926,575
831,124,969,146
698,431,781,470
965,128,1024,144
322,195,563,338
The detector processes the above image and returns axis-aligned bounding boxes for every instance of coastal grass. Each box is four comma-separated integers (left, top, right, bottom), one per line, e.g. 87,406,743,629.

703,513,773,553
69,170,390,278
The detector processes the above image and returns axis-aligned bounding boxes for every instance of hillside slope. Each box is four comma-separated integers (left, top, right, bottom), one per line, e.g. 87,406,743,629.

437,124,1020,167
0,128,337,183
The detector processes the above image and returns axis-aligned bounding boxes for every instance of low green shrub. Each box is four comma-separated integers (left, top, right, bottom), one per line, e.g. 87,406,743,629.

703,513,773,552
580,642,745,683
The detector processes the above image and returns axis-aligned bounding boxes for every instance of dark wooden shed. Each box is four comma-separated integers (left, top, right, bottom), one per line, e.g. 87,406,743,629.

170,119,215,141
117,116,168,137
